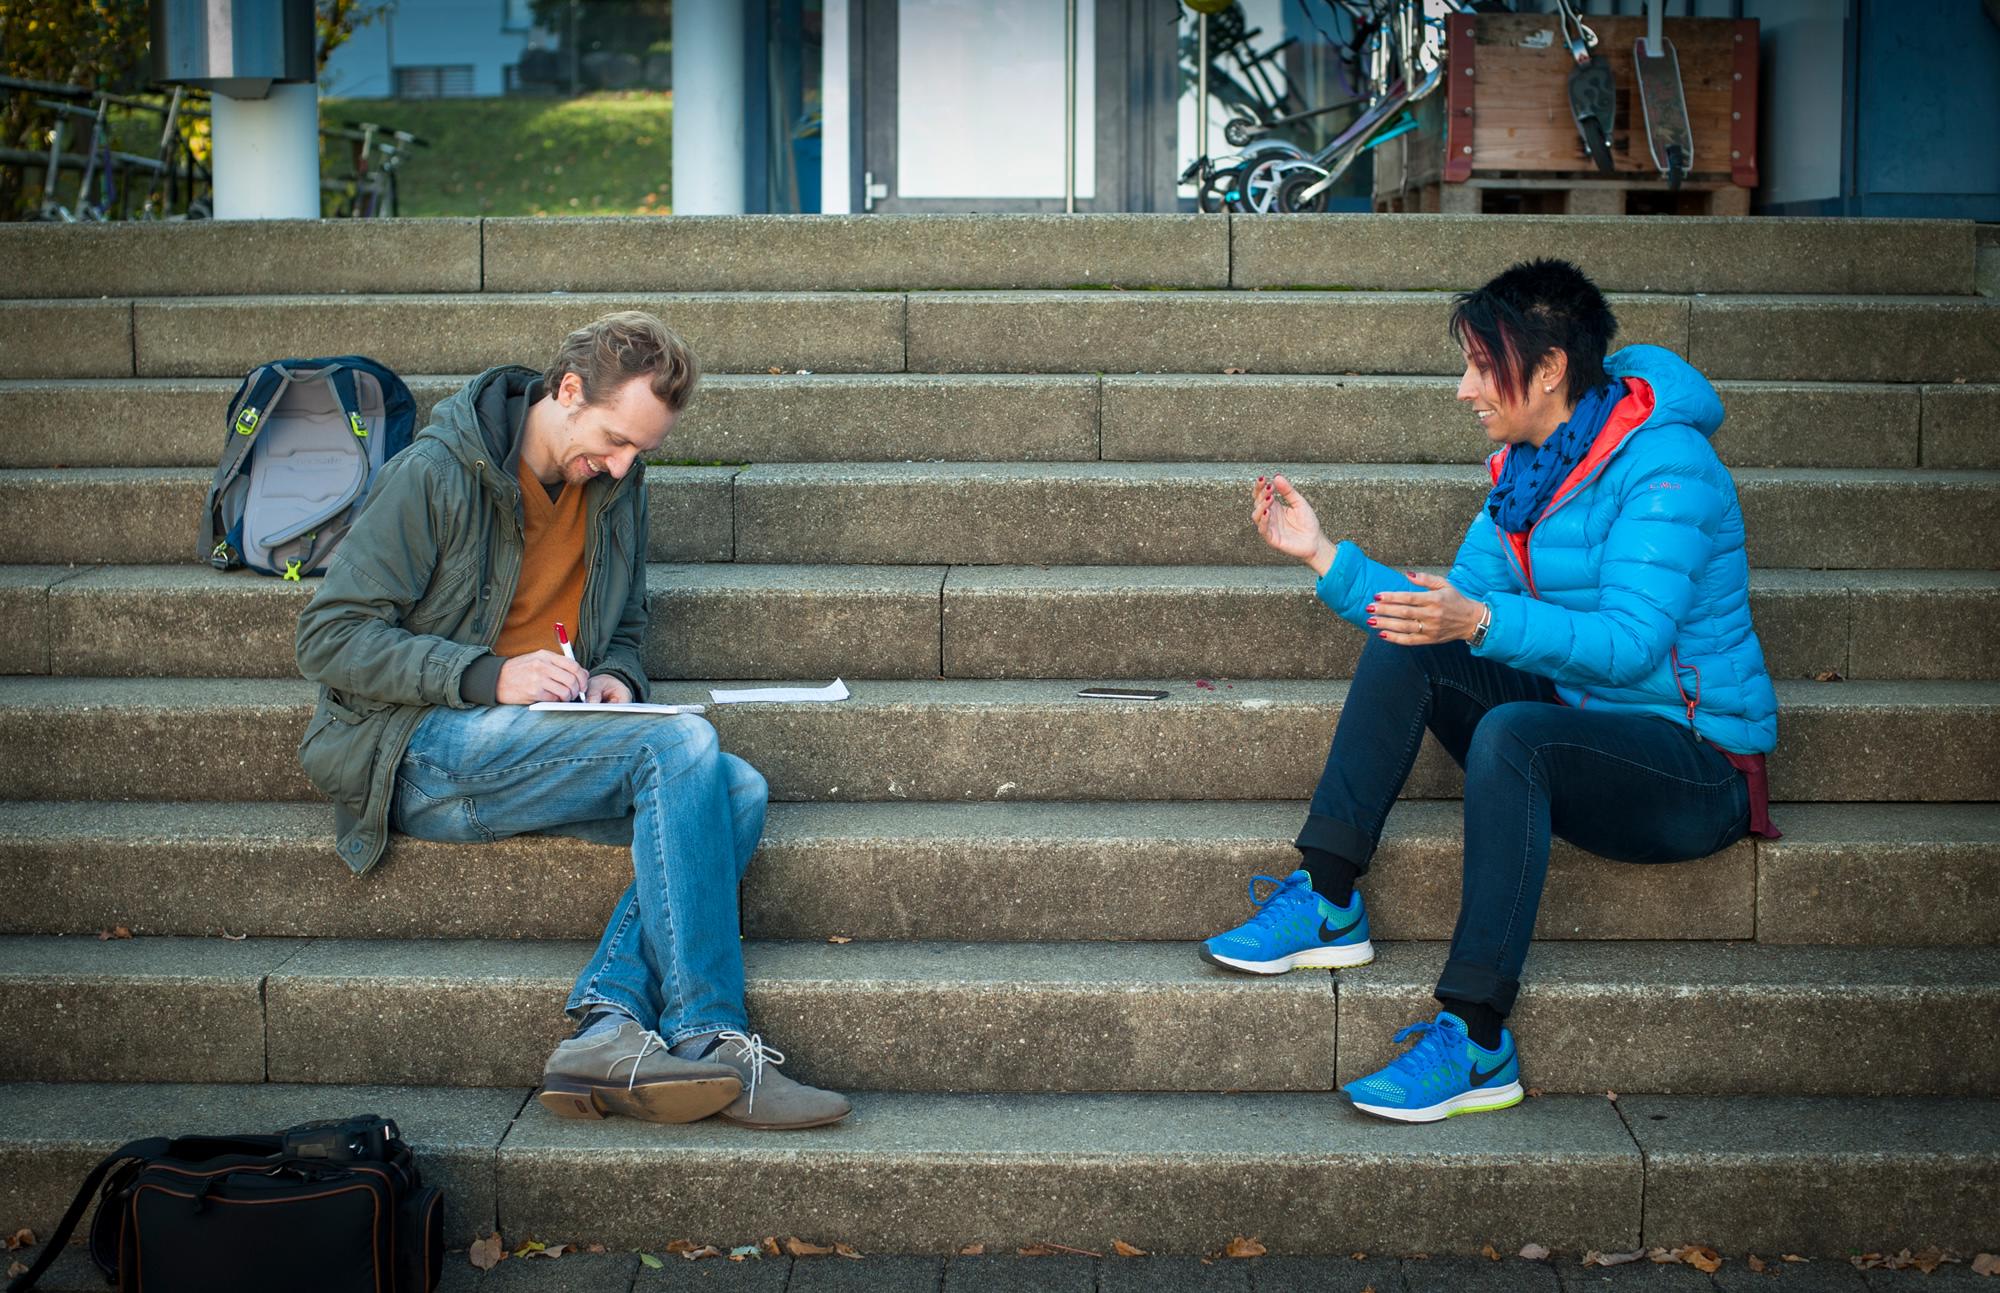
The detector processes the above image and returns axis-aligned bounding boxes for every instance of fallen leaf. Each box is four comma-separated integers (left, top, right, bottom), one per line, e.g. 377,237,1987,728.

827,935,853,944
1971,1252,2000,1276
637,1252,664,1270
785,1237,835,1257
1482,1244,1502,1262
1520,1244,1551,1261
666,1240,698,1255
1526,1087,1544,1098
1018,1244,1057,1257
1813,669,1845,683
1225,1236,1267,1259
529,1243,573,1260
834,1244,864,1260
1782,1254,1809,1262
1223,367,1247,375
958,1244,985,1256
586,1243,608,1254
1682,1245,1723,1273
219,931,248,941
512,1240,546,1257
729,1245,761,1261
1350,1251,1368,1260
1361,1287,1375,1293
1605,1090,1619,1102
468,1233,505,1270
97,927,132,941
6,1262,25,1279
680,1246,723,1261
1913,1249,1948,1274
1649,1248,1678,1263
1113,1240,1147,1258
761,1238,781,1257
5,1230,32,1251
1582,1249,1645,1267
766,366,784,375
1747,1254,1766,1273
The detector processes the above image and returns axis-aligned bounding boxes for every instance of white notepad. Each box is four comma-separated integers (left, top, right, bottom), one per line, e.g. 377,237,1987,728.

528,701,707,715
709,679,851,705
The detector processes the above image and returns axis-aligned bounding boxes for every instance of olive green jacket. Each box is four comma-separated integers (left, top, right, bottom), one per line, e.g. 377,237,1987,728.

295,365,651,875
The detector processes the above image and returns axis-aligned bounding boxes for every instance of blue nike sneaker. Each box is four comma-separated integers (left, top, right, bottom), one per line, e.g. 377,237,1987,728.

1198,869,1373,974
1343,1010,1524,1123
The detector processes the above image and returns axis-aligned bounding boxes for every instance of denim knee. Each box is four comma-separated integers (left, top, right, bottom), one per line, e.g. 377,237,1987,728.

1464,701,1555,789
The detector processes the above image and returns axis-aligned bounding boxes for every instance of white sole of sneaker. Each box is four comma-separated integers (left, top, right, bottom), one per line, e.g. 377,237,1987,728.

1349,1080,1525,1124
1199,939,1375,974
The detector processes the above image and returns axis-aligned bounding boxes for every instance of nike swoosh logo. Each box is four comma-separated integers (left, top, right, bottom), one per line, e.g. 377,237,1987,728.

1318,914,1361,943
1467,1058,1510,1088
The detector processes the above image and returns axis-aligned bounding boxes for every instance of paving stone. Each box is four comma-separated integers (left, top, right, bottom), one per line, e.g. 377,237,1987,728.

0,566,68,674
0,935,301,1082
1689,298,2000,384
1857,1266,1997,1290
904,292,1688,377
484,214,1229,291
1921,385,2000,469
495,1091,1641,1254
260,938,1334,1093
1623,1095,2000,1255
633,1254,792,1290
1712,1261,1865,1291
942,1254,1092,1292
1096,1254,1253,1293
0,300,131,380
0,1081,521,1246
1754,803,2000,945
1336,942,2000,1096
1730,469,2000,571
452,1252,643,1292
1843,571,2000,681
47,565,317,676
0,219,483,298
1228,216,1977,296
1559,1260,1728,1292
1253,1254,1407,1292
131,294,907,379
793,1255,942,1292
1403,1256,1560,1293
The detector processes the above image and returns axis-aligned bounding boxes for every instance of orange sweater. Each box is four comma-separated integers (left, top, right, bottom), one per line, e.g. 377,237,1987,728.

494,458,588,659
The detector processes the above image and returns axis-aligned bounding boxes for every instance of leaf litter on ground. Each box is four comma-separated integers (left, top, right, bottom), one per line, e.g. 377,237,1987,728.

467,1233,505,1270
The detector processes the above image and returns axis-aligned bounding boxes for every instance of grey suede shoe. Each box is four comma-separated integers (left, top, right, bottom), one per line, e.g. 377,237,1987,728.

538,1020,742,1124
702,1031,852,1130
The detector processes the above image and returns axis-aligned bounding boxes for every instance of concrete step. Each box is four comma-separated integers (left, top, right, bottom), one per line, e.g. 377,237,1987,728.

11,464,1995,571
6,375,1994,472
0,465,737,565
10,292,1997,384
0,935,1335,1093
0,294,908,381
6,214,1973,298
4,1082,1992,1259
5,934,1992,1097
4,800,1993,947
903,293,2000,383
0,677,1993,804
730,464,2000,571
7,563,1995,684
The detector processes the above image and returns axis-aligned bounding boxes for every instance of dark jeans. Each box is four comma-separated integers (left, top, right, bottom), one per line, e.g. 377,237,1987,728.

1297,635,1750,1016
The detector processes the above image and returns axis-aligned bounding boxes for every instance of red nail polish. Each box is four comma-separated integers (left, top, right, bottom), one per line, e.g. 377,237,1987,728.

1367,617,1378,626
1366,604,1376,613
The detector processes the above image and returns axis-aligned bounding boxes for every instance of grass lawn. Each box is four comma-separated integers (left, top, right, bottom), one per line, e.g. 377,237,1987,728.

321,92,673,217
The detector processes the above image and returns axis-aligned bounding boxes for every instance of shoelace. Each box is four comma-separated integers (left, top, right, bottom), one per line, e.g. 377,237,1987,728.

713,1030,786,1114
607,1029,670,1093
1383,1019,1461,1083
1241,873,1309,927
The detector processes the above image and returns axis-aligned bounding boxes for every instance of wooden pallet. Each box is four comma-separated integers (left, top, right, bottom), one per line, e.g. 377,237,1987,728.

1373,13,1757,215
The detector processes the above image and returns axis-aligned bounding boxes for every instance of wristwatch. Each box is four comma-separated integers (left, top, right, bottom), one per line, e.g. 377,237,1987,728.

1469,602,1493,650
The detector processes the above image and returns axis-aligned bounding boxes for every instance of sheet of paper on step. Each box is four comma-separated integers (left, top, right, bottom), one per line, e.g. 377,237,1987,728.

708,678,851,705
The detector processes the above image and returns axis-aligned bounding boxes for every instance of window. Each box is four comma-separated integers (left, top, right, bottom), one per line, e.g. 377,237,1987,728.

394,65,476,98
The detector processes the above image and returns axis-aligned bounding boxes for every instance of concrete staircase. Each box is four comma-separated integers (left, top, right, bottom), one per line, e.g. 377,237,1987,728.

1,214,1996,1261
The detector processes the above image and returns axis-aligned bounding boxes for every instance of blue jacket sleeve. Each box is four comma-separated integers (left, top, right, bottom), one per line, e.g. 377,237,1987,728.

1474,468,1723,688
1313,540,1422,629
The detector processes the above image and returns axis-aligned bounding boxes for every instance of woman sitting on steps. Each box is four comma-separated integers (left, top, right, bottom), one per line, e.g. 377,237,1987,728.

1198,257,1781,1123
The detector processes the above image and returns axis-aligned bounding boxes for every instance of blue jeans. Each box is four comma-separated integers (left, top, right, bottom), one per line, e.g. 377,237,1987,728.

393,705,768,1044
1298,636,1750,1016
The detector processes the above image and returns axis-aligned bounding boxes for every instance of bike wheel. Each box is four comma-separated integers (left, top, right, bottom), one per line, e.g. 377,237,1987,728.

1198,167,1240,214
1276,169,1330,214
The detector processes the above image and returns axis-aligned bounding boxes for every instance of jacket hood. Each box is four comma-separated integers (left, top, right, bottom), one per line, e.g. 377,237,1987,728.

420,365,541,477
1607,344,1724,440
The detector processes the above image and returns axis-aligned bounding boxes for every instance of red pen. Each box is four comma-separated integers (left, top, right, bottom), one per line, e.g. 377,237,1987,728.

554,622,581,701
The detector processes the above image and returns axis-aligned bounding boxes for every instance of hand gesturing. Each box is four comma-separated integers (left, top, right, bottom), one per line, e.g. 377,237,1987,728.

1253,474,1334,572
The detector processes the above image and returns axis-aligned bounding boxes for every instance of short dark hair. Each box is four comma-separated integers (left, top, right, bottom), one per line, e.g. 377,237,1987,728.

545,310,700,413
1447,258,1617,405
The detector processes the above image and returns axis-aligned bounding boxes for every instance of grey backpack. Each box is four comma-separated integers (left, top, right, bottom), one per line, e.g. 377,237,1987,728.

202,356,416,579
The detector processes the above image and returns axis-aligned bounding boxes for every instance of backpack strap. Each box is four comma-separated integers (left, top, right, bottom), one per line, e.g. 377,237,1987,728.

4,1137,171,1293
205,365,294,569
253,363,375,577
327,364,371,443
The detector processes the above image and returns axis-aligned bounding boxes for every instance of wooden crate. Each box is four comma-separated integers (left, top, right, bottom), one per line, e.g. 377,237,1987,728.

1373,13,1758,215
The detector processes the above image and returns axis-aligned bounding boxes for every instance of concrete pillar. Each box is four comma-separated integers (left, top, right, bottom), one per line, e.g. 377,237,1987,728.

210,81,322,219
672,0,747,215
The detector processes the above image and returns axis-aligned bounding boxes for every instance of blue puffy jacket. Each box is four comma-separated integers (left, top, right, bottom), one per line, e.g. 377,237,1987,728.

1315,344,1779,755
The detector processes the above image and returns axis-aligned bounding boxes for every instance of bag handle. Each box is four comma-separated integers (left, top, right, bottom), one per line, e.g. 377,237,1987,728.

5,1137,170,1293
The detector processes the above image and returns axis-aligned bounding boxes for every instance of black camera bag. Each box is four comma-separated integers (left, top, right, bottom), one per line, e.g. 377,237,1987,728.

6,1115,443,1293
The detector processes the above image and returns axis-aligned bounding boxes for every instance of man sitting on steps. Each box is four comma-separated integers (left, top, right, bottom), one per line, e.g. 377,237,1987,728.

294,310,850,1131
